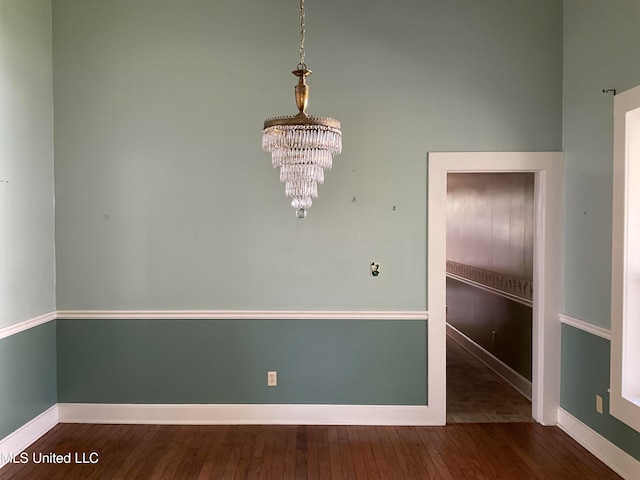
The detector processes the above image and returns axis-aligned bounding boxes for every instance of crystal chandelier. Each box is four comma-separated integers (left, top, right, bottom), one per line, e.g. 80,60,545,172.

262,0,342,219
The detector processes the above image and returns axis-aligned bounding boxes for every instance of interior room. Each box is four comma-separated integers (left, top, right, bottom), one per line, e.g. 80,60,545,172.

1,0,640,478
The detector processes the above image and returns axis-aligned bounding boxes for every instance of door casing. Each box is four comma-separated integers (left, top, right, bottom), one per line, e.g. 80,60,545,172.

427,152,563,425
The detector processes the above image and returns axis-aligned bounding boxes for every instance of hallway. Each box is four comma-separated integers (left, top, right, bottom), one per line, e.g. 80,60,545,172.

446,333,534,424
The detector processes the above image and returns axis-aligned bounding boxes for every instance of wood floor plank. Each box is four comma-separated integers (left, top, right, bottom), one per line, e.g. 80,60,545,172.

415,426,463,479
327,426,342,479
169,426,207,480
246,427,266,480
294,426,308,480
336,426,356,480
375,427,411,480
552,427,619,479
107,424,163,480
538,425,613,480
282,425,297,480
204,424,236,480
231,427,257,480
510,423,582,480
472,424,535,479
546,425,617,480
464,424,536,480
255,426,276,480
432,426,481,479
443,425,493,480
355,426,381,480
395,427,442,480
314,426,332,480
148,425,189,479
305,426,320,480
193,425,229,480
530,425,585,480
345,426,369,480
132,426,178,480
484,423,548,479
362,427,391,480
0,423,623,480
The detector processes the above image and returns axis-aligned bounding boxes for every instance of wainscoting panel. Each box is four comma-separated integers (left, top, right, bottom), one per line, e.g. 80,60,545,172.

560,323,640,463
446,276,532,381
0,321,57,441
56,318,427,407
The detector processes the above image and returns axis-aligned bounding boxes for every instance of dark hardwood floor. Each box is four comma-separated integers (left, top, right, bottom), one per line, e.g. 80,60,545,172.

0,422,621,479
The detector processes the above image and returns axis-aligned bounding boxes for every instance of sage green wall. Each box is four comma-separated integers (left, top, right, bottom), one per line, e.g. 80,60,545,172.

562,0,640,460
0,0,57,441
51,0,560,408
561,325,640,461
0,0,55,327
57,319,426,405
52,0,562,311
0,323,57,440
563,0,640,327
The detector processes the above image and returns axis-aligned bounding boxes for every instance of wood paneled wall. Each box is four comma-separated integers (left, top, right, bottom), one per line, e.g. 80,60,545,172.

446,173,534,381
447,173,534,281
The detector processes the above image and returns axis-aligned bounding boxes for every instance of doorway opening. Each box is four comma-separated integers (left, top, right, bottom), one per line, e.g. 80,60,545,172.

445,172,534,423
427,152,563,426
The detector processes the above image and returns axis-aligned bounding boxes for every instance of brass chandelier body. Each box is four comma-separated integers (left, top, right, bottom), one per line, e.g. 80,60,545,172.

262,0,342,218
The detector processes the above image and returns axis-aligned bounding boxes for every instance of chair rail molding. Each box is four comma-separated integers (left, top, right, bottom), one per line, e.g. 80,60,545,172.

0,310,428,341
0,311,57,340
55,310,429,321
559,314,611,340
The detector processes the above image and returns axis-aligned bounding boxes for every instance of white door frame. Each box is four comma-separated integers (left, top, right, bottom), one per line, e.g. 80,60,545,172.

427,152,563,425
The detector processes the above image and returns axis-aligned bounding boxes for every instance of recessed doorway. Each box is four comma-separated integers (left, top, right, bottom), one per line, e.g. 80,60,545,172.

445,172,534,423
427,152,563,426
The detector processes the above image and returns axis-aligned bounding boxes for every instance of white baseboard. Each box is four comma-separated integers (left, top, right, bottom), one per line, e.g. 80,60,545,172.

446,324,532,400
0,405,58,470
58,403,440,426
558,408,640,480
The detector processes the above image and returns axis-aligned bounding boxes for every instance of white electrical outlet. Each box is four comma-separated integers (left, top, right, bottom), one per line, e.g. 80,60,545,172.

596,394,603,414
267,371,277,387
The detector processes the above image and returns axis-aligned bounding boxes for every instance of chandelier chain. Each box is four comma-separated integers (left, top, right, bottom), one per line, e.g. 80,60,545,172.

298,0,306,69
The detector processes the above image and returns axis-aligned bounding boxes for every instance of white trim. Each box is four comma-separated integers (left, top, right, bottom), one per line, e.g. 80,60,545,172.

0,310,428,341
0,405,58,470
560,314,612,340
558,408,640,480
429,151,563,426
0,311,56,340
446,273,533,307
58,403,440,426
611,84,640,434
446,324,532,401
55,310,428,321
